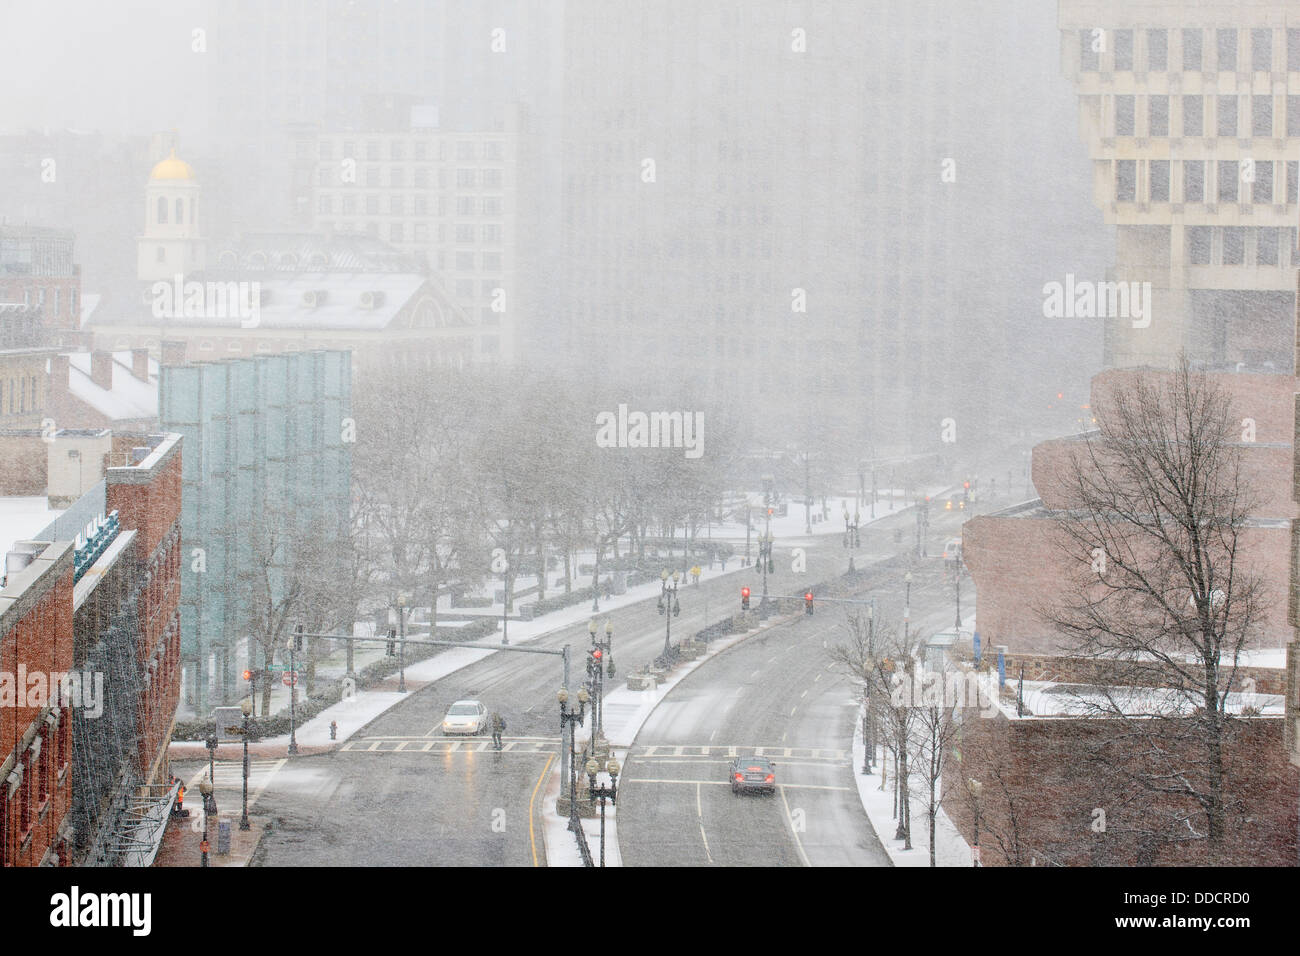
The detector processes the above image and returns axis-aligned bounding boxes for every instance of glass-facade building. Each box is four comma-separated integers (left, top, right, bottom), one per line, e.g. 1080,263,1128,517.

159,350,352,714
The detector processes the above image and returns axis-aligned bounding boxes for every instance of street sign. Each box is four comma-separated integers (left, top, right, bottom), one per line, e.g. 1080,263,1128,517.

282,670,299,687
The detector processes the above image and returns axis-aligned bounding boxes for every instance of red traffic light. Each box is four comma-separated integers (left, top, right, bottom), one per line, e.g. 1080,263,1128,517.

592,648,602,660
804,592,813,601
242,669,252,681
741,587,750,598
963,481,970,489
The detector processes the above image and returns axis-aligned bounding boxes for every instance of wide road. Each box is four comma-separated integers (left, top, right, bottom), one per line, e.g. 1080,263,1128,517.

185,486,981,866
615,551,969,867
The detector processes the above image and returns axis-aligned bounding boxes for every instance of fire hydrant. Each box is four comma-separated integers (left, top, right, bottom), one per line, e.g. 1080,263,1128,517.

329,720,338,741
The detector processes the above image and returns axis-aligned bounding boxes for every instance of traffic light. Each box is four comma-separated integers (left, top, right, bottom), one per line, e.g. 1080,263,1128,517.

293,623,304,651
741,586,750,610
804,591,814,615
386,627,396,656
242,669,252,682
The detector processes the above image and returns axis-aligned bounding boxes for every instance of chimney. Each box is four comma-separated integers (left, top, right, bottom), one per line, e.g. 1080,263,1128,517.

161,339,188,366
90,349,114,391
131,347,151,382
50,353,70,395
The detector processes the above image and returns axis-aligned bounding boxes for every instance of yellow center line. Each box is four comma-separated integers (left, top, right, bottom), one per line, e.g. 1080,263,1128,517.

529,752,555,868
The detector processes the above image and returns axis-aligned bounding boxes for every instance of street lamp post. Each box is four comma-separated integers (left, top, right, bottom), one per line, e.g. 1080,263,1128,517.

953,565,963,630
658,570,681,659
585,758,620,867
557,687,590,843
199,777,213,867
968,778,984,867
288,624,301,756
397,593,408,693
904,571,913,644
239,698,252,830
863,599,876,773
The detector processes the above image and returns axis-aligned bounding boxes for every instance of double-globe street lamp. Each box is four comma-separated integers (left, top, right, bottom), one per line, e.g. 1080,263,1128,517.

198,777,214,867
658,569,680,659
585,758,621,868
557,686,590,831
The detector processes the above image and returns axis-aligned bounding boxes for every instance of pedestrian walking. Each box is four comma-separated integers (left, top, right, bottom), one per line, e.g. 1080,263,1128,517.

490,711,506,750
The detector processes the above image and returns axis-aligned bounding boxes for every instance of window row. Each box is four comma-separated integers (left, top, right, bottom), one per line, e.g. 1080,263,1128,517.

1081,27,1300,73
1114,159,1298,205
1186,226,1298,266
317,194,504,217
312,140,506,163
318,166,505,189
318,220,506,253
1115,94,1300,138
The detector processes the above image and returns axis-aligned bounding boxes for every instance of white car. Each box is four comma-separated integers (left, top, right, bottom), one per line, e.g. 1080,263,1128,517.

442,699,488,735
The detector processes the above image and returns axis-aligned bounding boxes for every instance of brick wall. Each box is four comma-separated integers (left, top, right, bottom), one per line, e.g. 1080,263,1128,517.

0,543,75,866
964,512,1293,653
944,710,1299,866
0,432,47,495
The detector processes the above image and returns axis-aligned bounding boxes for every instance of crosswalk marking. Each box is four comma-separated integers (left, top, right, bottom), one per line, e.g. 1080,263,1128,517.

339,736,560,755
629,744,849,761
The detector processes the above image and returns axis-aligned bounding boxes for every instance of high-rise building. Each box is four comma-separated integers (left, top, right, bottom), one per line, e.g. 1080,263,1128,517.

1058,0,1299,372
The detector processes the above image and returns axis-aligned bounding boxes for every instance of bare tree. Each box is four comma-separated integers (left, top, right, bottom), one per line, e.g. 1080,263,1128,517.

1042,356,1267,862
910,664,961,867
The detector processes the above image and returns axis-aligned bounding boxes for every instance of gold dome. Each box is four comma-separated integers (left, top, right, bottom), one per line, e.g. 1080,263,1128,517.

149,149,195,181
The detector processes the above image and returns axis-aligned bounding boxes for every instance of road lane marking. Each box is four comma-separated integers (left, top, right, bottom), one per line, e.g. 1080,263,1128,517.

790,706,797,716
624,778,851,791
529,753,555,868
800,689,807,699
814,673,821,682
779,785,811,867
709,729,717,742
696,783,714,864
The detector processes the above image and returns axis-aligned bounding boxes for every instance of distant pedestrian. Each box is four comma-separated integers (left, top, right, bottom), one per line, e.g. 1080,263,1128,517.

329,720,338,740
490,711,505,750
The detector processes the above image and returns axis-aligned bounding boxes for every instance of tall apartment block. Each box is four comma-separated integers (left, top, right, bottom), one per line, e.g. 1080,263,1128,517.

1058,0,1300,372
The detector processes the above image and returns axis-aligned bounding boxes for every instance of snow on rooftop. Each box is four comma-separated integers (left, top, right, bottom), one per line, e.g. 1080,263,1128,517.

0,496,65,557
59,350,158,421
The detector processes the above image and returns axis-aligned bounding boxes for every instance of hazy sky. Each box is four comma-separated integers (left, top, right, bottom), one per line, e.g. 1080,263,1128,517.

0,0,208,135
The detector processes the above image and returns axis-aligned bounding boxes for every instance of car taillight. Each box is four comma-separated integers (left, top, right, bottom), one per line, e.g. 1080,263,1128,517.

734,773,744,781
765,774,774,783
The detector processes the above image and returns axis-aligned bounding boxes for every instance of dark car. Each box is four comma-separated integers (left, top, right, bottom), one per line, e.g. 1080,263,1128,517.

729,755,776,795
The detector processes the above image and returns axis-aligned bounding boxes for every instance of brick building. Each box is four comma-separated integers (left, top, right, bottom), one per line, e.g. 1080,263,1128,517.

1,431,182,865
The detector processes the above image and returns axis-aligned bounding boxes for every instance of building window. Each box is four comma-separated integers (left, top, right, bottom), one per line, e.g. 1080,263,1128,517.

390,141,404,161
414,222,429,241
1218,160,1239,202
1258,227,1280,265
389,196,403,215
175,198,184,224
1254,161,1274,203
457,169,476,188
1147,29,1168,71
1183,96,1204,136
1149,96,1169,136
455,224,475,243
1183,29,1202,71
482,224,502,243
365,167,379,187
319,141,332,161
1222,227,1245,264
482,197,502,216
482,169,502,189
317,195,332,214
342,195,356,215
457,141,475,160
1116,160,1137,201
1115,96,1136,135
1113,30,1133,71
365,195,379,215
484,141,503,160
482,253,502,271
156,246,165,263
366,141,379,160
413,197,427,216
415,141,428,161
1080,29,1100,71
1289,96,1300,136
1252,95,1272,137
390,223,403,242
456,196,475,216
1217,29,1237,71
1218,96,1238,137
1290,162,1299,203
414,168,429,188
1290,29,1300,71
1188,226,1213,264
1252,28,1272,72
1184,160,1205,201
1150,160,1170,202
157,196,168,224
455,252,475,271
390,168,404,188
